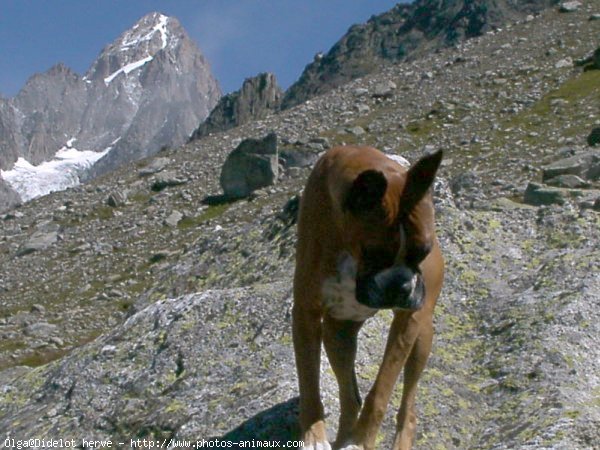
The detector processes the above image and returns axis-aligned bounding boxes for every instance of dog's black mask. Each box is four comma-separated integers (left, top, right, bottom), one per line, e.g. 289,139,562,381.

356,266,425,310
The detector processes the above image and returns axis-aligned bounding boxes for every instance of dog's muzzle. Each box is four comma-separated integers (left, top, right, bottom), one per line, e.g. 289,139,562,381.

355,266,425,310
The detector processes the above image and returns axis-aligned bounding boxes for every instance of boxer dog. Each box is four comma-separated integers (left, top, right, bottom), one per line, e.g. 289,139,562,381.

292,145,444,450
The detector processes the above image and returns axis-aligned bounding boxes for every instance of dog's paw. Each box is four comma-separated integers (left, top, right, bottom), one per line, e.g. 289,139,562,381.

337,444,363,450
301,422,331,450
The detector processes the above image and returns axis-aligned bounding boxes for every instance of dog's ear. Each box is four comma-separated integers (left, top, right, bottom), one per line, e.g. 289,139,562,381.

401,150,443,213
344,169,388,215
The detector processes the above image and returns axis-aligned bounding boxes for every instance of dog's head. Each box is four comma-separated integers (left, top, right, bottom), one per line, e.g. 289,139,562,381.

342,150,442,311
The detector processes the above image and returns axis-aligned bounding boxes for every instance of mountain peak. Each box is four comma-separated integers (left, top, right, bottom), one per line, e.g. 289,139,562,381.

84,12,185,84
119,12,178,53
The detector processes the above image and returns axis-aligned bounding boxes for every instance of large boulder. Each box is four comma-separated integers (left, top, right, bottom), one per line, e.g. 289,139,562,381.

220,133,279,199
0,283,299,441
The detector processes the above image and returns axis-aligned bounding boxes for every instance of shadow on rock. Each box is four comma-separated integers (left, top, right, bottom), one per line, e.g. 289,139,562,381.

213,397,301,443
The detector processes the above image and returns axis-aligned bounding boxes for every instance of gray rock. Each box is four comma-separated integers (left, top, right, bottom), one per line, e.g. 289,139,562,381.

450,171,483,203
0,177,21,213
30,304,46,314
347,126,366,136
17,230,59,256
151,171,188,191
279,148,319,169
0,283,299,442
554,57,572,68
524,182,569,206
559,1,581,12
23,322,58,338
355,103,371,114
220,133,279,199
106,191,127,207
84,13,221,180
309,137,331,149
545,174,591,189
575,46,600,69
542,150,600,182
138,157,171,176
372,80,396,98
164,210,183,228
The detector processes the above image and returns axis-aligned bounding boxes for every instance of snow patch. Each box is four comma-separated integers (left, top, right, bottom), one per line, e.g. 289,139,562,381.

155,14,169,49
121,13,170,51
104,56,154,84
1,146,113,202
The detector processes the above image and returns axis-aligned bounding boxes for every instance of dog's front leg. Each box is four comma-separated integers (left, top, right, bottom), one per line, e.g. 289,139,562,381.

347,312,421,450
391,315,433,450
322,315,364,449
293,302,330,450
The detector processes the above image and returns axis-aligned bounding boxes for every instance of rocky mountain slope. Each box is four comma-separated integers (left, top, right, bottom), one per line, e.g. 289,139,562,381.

1,2,599,449
0,12,220,205
282,0,559,108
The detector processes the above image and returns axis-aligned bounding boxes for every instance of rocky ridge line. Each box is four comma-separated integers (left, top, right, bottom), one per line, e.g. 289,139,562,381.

282,0,559,108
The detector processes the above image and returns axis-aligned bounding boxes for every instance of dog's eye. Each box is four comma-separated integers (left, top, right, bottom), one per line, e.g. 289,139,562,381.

406,244,432,266
361,247,395,273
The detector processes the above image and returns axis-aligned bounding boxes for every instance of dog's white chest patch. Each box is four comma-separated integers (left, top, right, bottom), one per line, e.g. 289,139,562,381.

321,253,378,322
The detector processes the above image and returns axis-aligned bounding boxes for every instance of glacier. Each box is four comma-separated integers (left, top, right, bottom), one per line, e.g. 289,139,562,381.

1,145,112,202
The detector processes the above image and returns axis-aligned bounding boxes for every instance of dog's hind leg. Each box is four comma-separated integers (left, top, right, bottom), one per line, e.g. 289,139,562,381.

392,316,434,450
323,316,364,448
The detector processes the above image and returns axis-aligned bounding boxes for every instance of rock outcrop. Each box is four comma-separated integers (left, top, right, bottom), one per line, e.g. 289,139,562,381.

0,177,21,213
191,73,282,139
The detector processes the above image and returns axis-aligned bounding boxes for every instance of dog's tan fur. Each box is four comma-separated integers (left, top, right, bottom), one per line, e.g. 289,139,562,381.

293,145,444,450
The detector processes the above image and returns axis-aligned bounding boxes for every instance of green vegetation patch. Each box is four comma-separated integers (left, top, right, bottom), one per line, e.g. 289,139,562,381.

503,69,600,143
177,203,230,230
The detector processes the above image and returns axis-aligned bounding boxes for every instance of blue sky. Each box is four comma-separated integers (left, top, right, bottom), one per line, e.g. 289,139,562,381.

0,1,405,97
